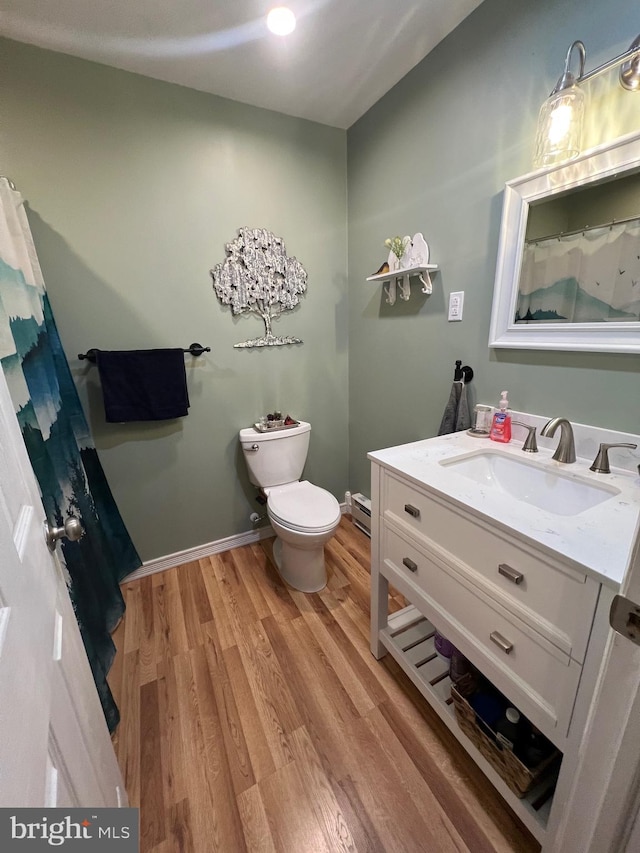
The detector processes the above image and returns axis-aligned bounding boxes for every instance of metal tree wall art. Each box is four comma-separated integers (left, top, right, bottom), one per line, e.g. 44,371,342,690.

210,227,307,348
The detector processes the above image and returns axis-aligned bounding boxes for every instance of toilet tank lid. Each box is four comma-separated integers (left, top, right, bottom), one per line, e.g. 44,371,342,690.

239,420,310,442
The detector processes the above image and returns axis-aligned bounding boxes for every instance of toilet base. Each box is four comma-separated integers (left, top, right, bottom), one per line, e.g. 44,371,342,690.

273,537,327,593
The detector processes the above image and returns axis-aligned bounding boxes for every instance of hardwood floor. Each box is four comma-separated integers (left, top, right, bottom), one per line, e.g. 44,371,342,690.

109,518,540,853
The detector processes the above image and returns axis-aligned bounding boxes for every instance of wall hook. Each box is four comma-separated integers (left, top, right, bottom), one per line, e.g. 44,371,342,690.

453,360,473,383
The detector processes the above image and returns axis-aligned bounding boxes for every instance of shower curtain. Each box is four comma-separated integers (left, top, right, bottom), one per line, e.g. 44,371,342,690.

0,177,141,732
517,218,640,323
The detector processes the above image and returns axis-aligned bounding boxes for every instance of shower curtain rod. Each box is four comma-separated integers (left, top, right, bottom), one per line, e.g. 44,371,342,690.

526,211,640,244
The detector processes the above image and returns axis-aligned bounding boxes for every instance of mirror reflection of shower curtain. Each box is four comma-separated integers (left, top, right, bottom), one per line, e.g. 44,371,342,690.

0,177,141,732
517,219,640,323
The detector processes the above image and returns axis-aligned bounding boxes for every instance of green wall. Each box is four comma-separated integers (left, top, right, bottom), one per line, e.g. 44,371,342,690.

2,0,640,562
347,0,640,498
0,37,348,561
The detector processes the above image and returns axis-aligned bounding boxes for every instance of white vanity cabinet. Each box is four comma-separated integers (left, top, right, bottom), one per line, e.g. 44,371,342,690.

369,458,615,847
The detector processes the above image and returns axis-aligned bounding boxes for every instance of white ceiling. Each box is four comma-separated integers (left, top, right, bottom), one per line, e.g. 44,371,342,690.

0,0,484,128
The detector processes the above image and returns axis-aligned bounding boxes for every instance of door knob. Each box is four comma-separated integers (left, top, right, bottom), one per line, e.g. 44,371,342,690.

44,516,84,551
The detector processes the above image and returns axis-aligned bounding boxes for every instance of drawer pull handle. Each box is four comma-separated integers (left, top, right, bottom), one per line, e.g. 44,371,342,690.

490,631,513,654
498,563,524,585
404,504,420,518
402,557,418,573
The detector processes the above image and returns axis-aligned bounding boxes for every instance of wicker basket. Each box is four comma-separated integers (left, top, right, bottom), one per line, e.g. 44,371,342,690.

451,678,559,798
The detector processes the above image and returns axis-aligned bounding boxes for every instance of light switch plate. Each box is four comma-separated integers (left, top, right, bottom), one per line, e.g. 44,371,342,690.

448,291,464,321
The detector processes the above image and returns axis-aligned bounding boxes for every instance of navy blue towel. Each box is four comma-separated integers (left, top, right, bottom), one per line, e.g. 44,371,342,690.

95,349,190,422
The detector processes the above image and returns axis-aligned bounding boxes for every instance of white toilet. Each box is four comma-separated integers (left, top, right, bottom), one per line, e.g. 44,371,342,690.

239,420,341,592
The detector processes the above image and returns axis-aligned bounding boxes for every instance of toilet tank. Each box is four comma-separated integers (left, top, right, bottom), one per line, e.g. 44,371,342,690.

239,421,311,488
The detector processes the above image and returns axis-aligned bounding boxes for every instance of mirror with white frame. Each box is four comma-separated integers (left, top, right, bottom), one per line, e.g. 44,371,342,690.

489,129,640,353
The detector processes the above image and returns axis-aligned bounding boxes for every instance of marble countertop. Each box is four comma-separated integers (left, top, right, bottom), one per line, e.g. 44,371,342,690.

369,431,640,589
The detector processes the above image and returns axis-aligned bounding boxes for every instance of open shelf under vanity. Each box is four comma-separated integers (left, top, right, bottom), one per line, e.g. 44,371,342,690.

380,605,557,843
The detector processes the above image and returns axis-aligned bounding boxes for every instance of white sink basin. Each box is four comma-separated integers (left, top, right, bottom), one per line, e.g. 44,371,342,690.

440,450,620,516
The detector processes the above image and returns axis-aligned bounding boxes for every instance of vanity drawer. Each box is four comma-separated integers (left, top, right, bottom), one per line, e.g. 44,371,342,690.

383,472,599,662
381,523,581,740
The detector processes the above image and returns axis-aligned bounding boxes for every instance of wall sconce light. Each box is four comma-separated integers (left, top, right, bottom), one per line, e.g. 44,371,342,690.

533,35,640,169
620,35,640,90
534,41,586,169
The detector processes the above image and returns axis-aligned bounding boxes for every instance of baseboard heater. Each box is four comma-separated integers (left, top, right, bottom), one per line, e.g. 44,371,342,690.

351,492,372,538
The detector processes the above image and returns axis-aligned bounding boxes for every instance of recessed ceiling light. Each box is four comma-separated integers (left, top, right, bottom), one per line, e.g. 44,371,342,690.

266,7,296,37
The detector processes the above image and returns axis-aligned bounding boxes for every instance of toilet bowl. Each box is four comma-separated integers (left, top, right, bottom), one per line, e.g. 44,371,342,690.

265,481,341,592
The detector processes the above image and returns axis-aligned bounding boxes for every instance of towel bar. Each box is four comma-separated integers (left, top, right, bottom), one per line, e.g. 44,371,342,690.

78,343,211,363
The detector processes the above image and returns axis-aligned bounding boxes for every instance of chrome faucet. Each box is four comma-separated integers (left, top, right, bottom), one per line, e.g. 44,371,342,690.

541,417,576,463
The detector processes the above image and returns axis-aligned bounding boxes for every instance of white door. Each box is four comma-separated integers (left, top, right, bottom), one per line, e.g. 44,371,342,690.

0,360,126,807
551,518,640,852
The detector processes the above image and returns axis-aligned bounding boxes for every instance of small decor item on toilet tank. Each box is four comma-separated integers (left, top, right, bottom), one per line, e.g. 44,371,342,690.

255,412,300,432
210,227,307,348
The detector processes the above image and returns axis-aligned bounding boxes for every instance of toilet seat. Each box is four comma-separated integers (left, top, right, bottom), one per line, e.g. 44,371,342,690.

267,481,341,534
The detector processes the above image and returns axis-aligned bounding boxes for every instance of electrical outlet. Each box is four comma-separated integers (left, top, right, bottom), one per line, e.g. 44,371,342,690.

448,291,464,321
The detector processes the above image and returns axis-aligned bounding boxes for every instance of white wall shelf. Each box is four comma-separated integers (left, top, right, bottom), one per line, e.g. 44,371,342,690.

366,232,437,304
366,265,438,305
366,265,438,304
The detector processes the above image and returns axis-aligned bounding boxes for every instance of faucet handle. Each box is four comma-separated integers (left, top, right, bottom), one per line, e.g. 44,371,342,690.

589,442,637,474
511,421,538,453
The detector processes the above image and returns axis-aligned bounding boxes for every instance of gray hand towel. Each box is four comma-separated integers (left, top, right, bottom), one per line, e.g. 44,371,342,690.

438,382,471,435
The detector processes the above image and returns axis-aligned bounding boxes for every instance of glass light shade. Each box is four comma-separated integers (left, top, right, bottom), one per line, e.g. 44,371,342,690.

533,84,585,169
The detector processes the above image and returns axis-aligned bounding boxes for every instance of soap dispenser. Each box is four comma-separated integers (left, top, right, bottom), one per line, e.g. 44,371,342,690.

490,391,512,443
